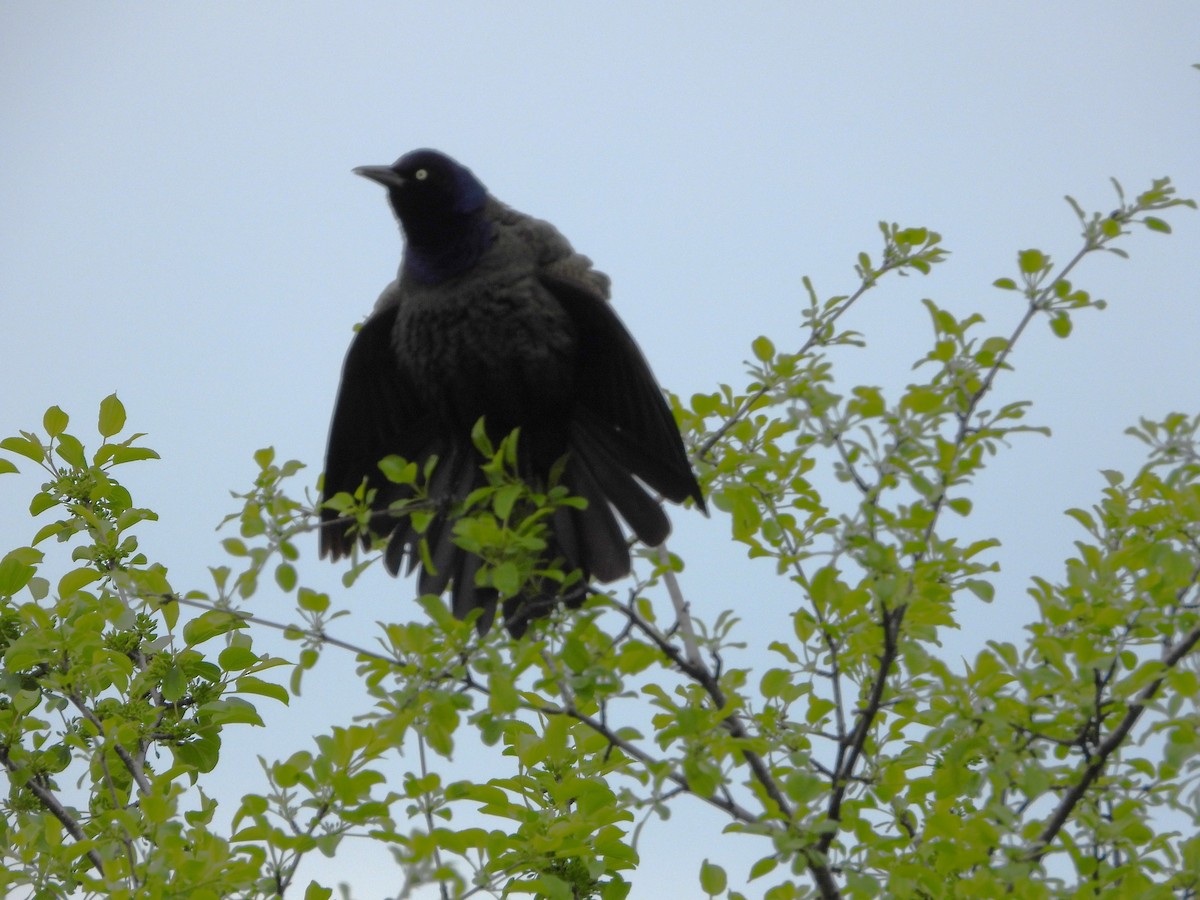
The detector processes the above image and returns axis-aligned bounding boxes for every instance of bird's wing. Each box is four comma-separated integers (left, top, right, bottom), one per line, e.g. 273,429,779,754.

320,303,433,559
542,256,706,513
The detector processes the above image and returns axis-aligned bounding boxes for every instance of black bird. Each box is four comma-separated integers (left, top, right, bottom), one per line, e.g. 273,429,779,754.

320,149,704,634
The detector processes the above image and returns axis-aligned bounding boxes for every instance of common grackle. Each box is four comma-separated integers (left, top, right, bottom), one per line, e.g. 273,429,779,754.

321,149,704,634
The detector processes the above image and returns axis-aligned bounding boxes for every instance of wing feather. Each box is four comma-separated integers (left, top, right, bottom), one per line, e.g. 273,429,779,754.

319,307,432,559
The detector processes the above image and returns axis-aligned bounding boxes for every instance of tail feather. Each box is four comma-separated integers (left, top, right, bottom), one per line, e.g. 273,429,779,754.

450,551,491,623
413,442,482,595
574,408,705,509
569,424,671,548
375,415,697,635
559,454,631,581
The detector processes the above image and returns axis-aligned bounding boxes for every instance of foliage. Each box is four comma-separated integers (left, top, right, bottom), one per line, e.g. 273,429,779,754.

0,178,1196,899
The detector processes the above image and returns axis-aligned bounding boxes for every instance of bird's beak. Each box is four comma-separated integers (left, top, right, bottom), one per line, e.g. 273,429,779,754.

353,165,405,189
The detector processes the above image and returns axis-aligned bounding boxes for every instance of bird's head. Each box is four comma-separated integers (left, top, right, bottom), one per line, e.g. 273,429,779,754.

354,149,488,234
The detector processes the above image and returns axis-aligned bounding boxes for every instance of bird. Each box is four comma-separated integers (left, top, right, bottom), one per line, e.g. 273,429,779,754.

320,149,704,635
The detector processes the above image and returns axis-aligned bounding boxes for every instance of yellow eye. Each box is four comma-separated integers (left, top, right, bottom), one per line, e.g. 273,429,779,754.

414,169,429,181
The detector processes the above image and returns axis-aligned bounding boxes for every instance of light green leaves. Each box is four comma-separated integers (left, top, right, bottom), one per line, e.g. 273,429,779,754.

98,393,126,437
1018,248,1049,274
700,859,728,896
1,435,43,463
0,547,42,596
43,406,69,437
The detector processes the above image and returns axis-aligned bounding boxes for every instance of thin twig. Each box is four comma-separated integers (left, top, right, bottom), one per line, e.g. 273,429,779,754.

656,544,702,668
417,734,452,900
695,263,891,461
163,594,399,665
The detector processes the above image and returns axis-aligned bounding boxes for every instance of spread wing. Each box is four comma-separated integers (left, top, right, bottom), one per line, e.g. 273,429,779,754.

542,257,706,515
319,305,433,559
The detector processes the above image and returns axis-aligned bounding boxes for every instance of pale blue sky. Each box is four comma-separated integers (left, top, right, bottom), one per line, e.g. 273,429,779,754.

2,4,1198,897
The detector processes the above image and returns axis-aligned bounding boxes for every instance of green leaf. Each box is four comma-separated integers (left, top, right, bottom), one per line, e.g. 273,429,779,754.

700,860,727,895
275,752,313,789
1143,216,1171,233
0,457,17,475
219,645,260,671
297,588,330,613
760,668,790,699
752,335,775,362
903,386,943,413
806,696,835,724
98,393,127,438
236,676,290,706
238,794,269,820
720,484,762,542
275,562,297,592
493,483,523,520
992,277,1018,290
0,552,38,596
691,392,721,417
947,497,972,517
964,580,995,603
162,664,187,702
108,445,160,465
199,697,264,727
561,635,591,672
58,567,101,596
379,454,417,484
184,610,245,646
978,336,1009,357
303,883,333,900
43,406,69,438
56,434,86,468
1049,314,1072,338
491,561,521,596
174,730,221,773
1,436,44,462
487,670,519,713
749,856,779,880
849,385,884,417
1018,249,1047,274
222,538,248,557
470,417,494,457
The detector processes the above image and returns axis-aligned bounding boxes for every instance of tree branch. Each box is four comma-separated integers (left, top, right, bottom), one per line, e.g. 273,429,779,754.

820,603,902,852
1025,615,1200,862
162,594,400,665
0,744,107,875
656,544,703,669
695,252,905,461
67,693,154,798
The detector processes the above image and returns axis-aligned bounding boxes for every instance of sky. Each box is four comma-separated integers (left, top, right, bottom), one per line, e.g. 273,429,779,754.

1,4,1198,897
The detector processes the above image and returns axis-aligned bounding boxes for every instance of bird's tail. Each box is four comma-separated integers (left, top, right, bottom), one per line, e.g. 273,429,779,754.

382,416,691,636
382,435,594,636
